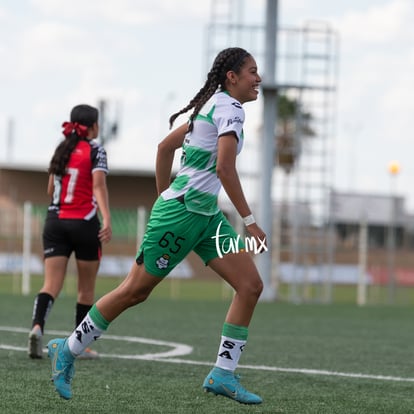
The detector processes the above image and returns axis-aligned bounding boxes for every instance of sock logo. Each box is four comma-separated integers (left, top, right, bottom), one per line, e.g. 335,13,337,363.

218,350,233,360
218,340,236,360
218,340,245,360
81,320,95,334
222,340,236,349
75,329,83,343
75,320,95,343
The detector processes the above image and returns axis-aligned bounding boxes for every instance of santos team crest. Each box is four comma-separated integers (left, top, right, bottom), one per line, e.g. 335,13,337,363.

156,254,170,270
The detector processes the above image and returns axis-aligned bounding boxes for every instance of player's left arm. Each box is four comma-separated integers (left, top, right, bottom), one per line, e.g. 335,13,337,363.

216,134,266,245
93,170,112,243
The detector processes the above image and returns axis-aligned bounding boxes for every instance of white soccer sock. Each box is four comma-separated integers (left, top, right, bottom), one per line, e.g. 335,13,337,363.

215,335,246,372
67,314,104,356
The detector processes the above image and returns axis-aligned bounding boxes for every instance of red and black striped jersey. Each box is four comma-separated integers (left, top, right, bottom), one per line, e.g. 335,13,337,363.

48,139,109,220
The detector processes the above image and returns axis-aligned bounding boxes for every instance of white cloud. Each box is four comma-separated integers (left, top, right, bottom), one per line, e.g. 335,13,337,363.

379,49,414,114
31,0,154,24
31,0,209,24
336,0,414,44
15,22,95,77
0,6,7,19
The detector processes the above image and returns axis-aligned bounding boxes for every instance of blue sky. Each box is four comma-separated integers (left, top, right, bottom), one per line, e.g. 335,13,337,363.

1,0,413,208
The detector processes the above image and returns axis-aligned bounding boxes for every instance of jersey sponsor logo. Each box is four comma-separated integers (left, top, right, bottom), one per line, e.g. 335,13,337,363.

231,102,242,109
226,116,243,127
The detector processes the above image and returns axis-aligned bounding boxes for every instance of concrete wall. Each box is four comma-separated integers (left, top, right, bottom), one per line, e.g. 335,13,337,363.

0,166,158,209
0,166,218,280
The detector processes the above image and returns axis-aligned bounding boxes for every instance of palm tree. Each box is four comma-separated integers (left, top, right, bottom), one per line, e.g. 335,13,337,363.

275,94,314,174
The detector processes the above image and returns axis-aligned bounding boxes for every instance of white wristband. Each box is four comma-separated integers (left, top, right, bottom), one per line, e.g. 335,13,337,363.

243,214,256,226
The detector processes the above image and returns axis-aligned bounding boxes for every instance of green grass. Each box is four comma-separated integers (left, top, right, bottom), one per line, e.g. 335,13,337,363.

0,273,235,301
4,273,414,305
2,282,414,413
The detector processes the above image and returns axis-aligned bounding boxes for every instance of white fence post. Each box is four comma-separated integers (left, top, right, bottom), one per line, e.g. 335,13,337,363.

22,201,32,295
357,216,368,306
136,206,146,251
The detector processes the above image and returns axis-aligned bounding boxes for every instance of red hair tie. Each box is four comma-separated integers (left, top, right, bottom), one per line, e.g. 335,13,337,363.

62,121,89,138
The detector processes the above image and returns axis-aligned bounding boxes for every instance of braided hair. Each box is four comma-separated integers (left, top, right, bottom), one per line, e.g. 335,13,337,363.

48,104,99,176
169,47,251,132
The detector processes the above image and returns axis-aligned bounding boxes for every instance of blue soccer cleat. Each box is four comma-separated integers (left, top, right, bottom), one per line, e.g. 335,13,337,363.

202,366,262,404
47,338,75,400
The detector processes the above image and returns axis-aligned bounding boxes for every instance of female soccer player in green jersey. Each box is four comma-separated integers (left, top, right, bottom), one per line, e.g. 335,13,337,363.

47,47,266,405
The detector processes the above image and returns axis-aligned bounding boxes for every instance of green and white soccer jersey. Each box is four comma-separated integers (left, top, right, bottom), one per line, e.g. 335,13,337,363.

161,91,245,215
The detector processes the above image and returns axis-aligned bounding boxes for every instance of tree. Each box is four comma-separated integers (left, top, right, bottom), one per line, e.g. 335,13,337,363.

275,93,314,174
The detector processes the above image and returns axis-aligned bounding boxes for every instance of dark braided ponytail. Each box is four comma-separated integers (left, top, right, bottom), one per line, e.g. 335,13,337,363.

169,47,251,132
48,104,98,176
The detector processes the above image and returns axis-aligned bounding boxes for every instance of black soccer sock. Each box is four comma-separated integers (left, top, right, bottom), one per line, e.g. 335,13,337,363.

31,292,54,334
76,303,93,327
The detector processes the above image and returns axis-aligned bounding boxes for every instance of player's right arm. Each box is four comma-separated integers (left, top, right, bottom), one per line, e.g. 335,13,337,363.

156,123,188,195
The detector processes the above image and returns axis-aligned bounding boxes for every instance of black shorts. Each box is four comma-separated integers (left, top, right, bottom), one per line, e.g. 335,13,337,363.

43,215,101,261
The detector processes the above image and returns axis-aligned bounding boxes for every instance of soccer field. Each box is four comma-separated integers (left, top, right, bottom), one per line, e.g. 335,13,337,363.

1,286,414,413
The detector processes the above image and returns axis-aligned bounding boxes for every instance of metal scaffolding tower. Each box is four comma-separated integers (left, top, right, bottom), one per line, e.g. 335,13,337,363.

205,0,339,302
206,0,245,55
277,21,339,303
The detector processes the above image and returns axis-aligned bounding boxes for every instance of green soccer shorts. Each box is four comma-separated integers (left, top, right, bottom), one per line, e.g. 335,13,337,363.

136,196,244,277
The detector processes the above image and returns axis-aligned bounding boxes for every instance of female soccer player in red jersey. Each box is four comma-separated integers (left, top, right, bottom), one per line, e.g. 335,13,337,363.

28,104,112,359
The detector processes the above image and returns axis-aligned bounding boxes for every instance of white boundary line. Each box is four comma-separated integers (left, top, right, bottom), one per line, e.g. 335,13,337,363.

0,326,193,359
2,326,414,383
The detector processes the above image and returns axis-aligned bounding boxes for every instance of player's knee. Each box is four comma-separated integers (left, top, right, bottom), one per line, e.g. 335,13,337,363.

125,287,153,307
252,278,264,298
127,293,145,307
237,277,263,300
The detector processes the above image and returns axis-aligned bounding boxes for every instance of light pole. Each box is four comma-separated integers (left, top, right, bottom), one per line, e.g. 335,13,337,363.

387,160,400,304
256,0,278,301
